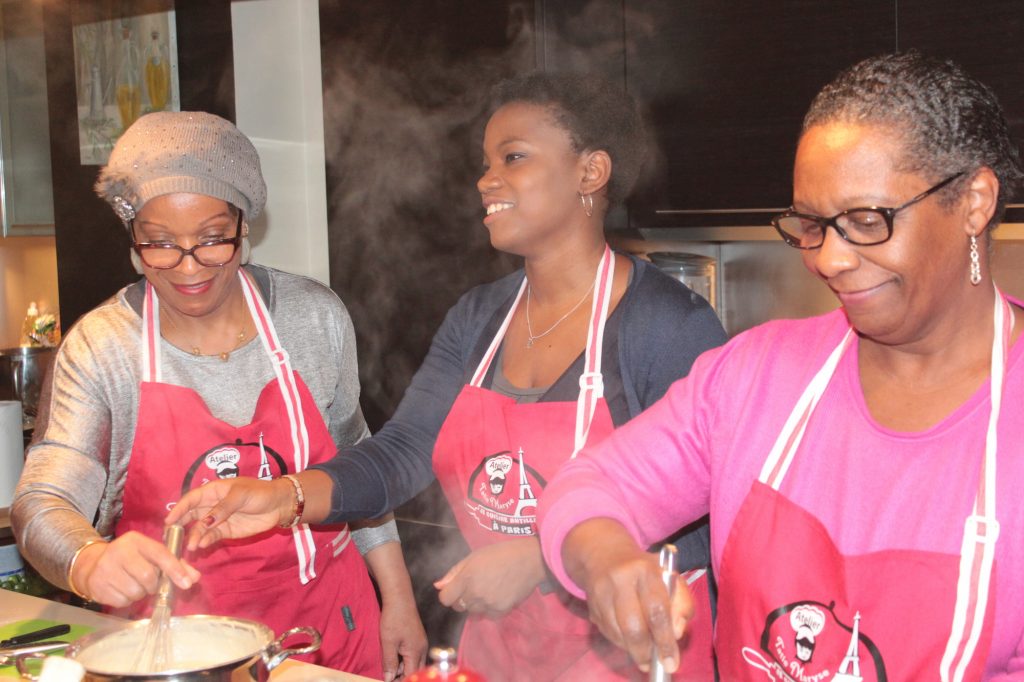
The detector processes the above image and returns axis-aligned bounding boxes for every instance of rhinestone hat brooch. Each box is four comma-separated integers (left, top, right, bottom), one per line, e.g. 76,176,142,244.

111,195,137,223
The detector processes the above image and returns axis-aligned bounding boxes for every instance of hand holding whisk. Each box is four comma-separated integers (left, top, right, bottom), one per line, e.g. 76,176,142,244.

132,524,184,673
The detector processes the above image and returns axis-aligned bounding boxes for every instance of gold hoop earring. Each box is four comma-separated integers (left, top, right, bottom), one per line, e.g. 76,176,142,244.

579,193,594,218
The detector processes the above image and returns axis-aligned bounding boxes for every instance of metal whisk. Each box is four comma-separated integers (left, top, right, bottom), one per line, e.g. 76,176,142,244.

132,524,184,673
649,544,678,682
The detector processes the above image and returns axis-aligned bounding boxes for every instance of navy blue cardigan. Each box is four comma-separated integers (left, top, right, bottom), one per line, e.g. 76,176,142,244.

314,254,726,529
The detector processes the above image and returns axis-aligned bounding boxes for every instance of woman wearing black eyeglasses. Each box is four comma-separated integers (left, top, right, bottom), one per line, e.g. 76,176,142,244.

537,52,1024,679
11,112,426,678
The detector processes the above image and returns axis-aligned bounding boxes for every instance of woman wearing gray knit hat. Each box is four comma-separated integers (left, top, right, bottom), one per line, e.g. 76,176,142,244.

12,111,426,678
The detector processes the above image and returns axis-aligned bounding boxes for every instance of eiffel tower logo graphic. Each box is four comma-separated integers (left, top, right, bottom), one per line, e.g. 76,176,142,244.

513,447,537,517
257,432,273,481
833,612,863,682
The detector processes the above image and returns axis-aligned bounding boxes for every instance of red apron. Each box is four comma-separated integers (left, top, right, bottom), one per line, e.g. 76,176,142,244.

433,247,714,682
716,291,1012,681
115,271,382,677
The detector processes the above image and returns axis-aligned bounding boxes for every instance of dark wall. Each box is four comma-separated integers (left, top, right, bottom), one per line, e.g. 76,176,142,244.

318,0,531,433
44,0,235,331
318,0,540,643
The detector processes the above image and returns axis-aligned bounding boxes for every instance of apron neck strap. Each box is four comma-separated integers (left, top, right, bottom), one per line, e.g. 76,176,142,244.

141,271,320,585
941,288,1011,681
469,245,616,458
471,245,615,384
572,245,616,457
236,270,310,473
757,285,1012,681
471,280,527,387
141,283,163,383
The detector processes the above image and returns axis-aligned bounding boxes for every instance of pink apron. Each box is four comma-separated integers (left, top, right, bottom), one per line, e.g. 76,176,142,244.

115,271,382,676
716,291,1012,681
433,247,714,681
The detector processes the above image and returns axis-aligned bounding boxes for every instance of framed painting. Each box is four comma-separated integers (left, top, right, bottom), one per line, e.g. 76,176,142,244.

73,7,180,165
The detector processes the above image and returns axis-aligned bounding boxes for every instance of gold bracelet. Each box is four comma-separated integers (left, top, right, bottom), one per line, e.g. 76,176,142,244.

279,474,305,528
67,539,103,601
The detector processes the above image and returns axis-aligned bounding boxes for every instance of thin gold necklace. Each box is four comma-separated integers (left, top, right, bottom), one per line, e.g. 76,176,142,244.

524,280,595,349
163,300,251,361
191,329,248,361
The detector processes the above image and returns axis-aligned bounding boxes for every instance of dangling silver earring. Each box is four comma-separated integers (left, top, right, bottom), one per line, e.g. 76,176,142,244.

579,193,594,218
129,249,145,275
970,234,982,285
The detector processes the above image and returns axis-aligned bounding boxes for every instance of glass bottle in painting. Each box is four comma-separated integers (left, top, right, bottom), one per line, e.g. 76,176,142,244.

115,21,141,130
144,30,170,112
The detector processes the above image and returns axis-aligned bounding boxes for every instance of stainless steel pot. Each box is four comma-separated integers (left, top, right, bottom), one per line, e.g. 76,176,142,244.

0,346,56,429
15,616,320,682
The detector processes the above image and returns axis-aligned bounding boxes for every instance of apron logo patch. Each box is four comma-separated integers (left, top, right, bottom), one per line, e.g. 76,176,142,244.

741,600,887,682
205,447,241,478
180,438,289,495
464,448,546,536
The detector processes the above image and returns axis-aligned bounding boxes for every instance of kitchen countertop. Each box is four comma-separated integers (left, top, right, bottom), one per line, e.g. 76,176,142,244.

0,590,378,681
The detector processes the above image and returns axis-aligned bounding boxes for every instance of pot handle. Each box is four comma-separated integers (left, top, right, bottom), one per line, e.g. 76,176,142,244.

14,651,46,681
3,642,71,681
263,626,322,671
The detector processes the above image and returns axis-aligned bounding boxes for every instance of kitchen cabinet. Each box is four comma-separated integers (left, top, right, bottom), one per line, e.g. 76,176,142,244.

577,0,1024,229
898,0,1024,224
622,0,896,228
0,0,55,236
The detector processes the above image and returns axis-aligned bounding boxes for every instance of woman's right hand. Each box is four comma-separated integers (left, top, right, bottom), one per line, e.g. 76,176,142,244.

563,518,694,674
164,476,296,551
71,532,200,608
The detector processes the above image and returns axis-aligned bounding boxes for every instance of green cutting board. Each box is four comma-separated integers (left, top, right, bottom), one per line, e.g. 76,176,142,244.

0,619,94,678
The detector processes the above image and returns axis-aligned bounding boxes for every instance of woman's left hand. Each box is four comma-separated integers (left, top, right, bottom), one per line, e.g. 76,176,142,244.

378,588,428,681
435,537,547,618
360,537,427,681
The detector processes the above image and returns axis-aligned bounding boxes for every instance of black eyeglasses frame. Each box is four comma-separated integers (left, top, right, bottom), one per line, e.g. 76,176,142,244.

131,210,245,270
771,172,966,250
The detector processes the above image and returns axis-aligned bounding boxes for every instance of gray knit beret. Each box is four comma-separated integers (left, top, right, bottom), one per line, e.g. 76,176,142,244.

95,111,267,223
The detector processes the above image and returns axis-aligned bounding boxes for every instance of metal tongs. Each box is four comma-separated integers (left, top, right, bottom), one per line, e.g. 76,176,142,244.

649,544,678,682
0,641,70,669
0,625,73,670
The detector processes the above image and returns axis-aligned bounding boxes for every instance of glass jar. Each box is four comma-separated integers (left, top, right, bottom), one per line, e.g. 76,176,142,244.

647,252,718,311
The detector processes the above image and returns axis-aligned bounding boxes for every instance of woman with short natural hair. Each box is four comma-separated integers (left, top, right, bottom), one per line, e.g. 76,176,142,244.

169,74,727,680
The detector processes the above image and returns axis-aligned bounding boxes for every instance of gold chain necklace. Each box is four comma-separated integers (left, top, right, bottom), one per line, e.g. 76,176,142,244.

190,329,248,362
163,300,251,362
524,280,595,349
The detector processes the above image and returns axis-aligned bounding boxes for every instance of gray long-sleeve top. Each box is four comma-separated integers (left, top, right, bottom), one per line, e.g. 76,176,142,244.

12,264,396,591
313,255,728,533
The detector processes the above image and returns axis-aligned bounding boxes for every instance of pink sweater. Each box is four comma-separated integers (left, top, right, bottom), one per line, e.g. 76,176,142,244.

538,308,1024,678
